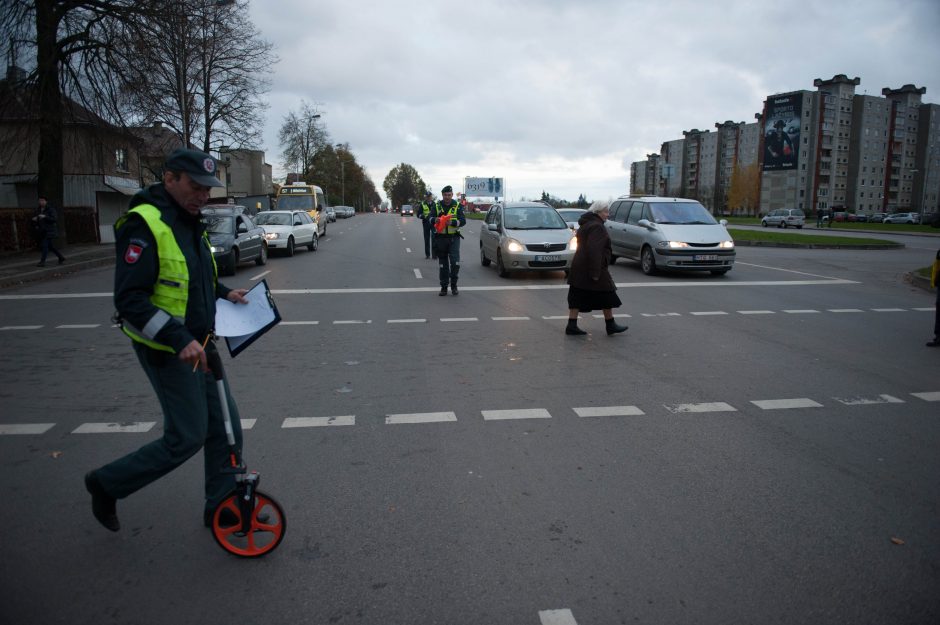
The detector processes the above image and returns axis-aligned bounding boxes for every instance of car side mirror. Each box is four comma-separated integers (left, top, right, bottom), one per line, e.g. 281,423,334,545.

719,219,728,226
637,219,652,228
237,223,248,233
488,223,498,231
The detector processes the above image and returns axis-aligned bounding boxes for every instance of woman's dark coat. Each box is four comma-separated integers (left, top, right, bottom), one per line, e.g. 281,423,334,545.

566,211,615,291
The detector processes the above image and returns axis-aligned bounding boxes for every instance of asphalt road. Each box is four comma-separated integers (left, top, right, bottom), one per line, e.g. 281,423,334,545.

1,213,938,625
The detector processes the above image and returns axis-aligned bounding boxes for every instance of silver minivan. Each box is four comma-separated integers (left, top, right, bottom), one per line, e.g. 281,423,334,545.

761,208,805,228
605,196,735,275
480,201,577,277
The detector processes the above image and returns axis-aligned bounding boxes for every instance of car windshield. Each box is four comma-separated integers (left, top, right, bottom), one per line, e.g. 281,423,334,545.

648,202,718,225
203,215,233,234
277,196,315,211
557,210,586,221
255,213,291,226
504,207,567,229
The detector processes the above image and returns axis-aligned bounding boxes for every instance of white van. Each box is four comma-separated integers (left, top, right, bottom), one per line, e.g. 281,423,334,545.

605,196,736,275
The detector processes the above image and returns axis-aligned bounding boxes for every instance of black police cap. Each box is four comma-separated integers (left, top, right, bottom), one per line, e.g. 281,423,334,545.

164,148,224,188
441,185,453,194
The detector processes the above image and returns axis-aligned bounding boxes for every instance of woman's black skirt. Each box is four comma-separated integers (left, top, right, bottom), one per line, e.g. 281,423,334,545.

567,286,622,312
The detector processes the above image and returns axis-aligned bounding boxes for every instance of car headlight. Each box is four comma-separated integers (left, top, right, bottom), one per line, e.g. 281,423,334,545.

210,246,222,253
264,232,279,240
506,239,524,253
719,240,735,249
568,237,578,251
657,241,689,248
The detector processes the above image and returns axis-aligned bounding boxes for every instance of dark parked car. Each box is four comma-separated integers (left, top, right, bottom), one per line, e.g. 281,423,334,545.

202,204,267,276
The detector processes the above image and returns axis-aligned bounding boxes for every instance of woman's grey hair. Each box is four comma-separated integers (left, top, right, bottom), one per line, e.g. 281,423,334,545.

589,200,609,213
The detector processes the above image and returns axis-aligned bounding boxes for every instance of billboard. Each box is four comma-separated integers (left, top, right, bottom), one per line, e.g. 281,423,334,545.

763,94,802,171
464,177,504,197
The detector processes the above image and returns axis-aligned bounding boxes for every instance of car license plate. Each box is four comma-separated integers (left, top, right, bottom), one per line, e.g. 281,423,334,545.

694,254,718,261
535,255,561,262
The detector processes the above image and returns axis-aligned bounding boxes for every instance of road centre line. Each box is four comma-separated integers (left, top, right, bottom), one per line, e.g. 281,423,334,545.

738,310,775,314
734,261,848,281
833,394,905,406
279,320,319,325
387,318,426,323
405,247,412,253
56,324,100,328
911,392,940,401
828,309,864,313
241,419,256,430
783,309,820,313
0,423,55,435
751,398,823,410
333,320,371,324
492,316,530,321
414,268,422,279
249,270,270,281
539,609,578,625
664,402,737,414
913,307,934,312
0,279,861,300
386,412,457,425
441,317,478,322
1,325,43,330
482,408,552,420
73,422,156,434
574,406,644,417
872,308,906,312
591,313,631,318
690,311,728,316
283,416,355,427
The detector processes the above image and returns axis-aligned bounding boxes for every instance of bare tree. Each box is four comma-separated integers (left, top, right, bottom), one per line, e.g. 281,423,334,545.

278,100,328,178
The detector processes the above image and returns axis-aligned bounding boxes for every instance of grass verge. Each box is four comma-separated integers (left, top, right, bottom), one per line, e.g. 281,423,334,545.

727,228,898,247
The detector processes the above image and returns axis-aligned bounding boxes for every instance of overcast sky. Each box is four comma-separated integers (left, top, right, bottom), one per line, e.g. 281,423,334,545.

246,0,940,203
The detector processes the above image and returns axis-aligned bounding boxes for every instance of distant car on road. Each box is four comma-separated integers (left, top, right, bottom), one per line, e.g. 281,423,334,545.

761,208,805,228
883,212,920,224
255,210,318,256
401,204,414,216
556,208,587,231
202,204,267,276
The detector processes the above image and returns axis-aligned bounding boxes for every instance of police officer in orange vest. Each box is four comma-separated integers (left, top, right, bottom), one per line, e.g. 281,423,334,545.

429,185,466,295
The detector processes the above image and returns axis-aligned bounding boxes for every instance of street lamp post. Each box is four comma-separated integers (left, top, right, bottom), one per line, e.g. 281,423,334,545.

335,143,346,206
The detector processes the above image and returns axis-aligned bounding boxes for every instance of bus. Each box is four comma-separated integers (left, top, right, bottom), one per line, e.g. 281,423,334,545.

275,182,329,236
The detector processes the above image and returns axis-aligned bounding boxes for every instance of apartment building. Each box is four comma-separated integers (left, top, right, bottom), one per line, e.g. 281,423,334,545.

848,94,891,213
660,138,685,196
881,85,925,213
629,160,647,194
914,103,940,213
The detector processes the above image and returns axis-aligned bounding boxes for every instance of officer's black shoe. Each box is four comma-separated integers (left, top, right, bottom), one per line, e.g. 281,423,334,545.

439,286,448,296
58,257,66,265
927,337,940,347
605,319,628,335
84,471,119,532
451,285,458,295
204,507,269,528
36,262,45,267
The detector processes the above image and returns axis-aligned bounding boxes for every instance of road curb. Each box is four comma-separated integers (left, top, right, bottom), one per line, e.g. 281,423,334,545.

0,256,114,290
910,272,936,293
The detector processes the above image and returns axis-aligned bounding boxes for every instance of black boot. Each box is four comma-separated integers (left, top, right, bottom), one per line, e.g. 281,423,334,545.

451,284,458,295
565,319,587,335
606,318,628,335
439,286,448,296
84,471,120,532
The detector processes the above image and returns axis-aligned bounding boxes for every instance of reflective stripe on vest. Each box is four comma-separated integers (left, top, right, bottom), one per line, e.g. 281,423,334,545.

439,203,459,235
115,204,215,352
420,202,431,218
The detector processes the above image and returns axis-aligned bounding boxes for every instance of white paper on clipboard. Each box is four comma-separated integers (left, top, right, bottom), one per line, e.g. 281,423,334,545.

214,280,277,337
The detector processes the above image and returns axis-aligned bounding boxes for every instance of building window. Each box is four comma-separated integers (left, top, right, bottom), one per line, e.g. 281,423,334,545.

115,148,128,173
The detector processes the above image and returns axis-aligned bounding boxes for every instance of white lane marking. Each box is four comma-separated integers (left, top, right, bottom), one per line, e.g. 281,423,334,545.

73,422,156,434
912,307,934,312
0,423,55,435
241,419,256,430
871,308,906,312
333,320,372,324
282,416,355,428
1,325,43,330
482,408,552,421
828,309,864,313
833,394,905,406
56,324,100,329
738,310,775,314
441,317,478,322
542,315,572,320
280,320,319,325
406,247,412,253
539,609,578,625
401,237,406,240
386,412,457,425
783,309,820,314
751,398,823,410
249,270,271,281
492,316,530,321
574,406,644,417
0,280,859,300
734,261,849,281
388,318,426,323
591,313,631,318
664,402,737,414
642,312,681,317
911,391,940,402
690,311,728,316
414,269,423,279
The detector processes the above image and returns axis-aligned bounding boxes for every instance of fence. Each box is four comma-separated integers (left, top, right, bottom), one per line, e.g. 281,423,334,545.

0,206,99,253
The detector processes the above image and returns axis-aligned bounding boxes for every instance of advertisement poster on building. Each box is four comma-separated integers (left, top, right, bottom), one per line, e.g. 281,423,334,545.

763,94,802,171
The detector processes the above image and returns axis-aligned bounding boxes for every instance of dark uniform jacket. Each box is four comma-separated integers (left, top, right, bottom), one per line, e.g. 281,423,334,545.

35,204,59,239
428,201,466,235
114,184,232,353
567,211,615,291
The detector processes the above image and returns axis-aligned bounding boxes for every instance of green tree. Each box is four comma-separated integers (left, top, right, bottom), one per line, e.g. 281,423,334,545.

278,100,329,179
383,163,425,209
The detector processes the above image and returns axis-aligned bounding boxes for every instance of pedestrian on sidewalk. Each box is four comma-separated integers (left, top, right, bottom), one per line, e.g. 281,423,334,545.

564,200,627,336
816,209,823,228
928,248,939,348
83,148,250,533
32,196,66,267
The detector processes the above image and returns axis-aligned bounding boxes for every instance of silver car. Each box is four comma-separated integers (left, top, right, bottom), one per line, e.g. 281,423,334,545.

605,196,735,275
761,208,805,228
883,212,920,224
479,202,577,277
556,208,587,231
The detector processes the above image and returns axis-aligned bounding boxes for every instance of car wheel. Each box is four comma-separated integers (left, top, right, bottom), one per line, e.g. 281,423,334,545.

222,249,238,276
286,236,295,257
640,246,657,275
796,225,802,229
308,232,317,252
779,221,785,228
496,250,509,278
907,220,913,224
563,269,570,278
255,242,268,266
761,220,768,227
480,245,490,267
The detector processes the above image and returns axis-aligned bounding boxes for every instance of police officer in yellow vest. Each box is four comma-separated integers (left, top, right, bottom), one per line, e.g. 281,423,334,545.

418,190,435,259
84,148,249,532
430,185,466,295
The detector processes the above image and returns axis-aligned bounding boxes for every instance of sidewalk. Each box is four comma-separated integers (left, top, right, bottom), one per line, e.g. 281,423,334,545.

0,243,115,290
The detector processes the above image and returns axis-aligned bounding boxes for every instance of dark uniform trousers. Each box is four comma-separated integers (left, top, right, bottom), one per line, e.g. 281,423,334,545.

436,234,460,287
95,342,243,510
422,219,433,258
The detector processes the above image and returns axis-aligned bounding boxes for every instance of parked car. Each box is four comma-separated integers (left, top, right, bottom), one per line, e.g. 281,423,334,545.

325,206,336,222
832,211,848,222
479,201,577,277
255,210,318,256
334,206,354,218
401,204,414,216
761,208,805,228
605,195,735,276
202,204,267,276
556,208,587,231
867,212,886,223
848,212,867,222
883,212,920,224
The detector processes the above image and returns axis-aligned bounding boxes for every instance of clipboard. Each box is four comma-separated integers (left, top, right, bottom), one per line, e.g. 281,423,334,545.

214,279,281,357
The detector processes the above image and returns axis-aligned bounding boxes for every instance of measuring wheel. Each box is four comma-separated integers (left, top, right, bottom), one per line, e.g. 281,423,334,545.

210,489,286,557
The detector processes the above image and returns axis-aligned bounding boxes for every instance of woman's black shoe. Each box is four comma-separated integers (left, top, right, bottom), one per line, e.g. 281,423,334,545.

605,319,628,335
565,320,587,335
